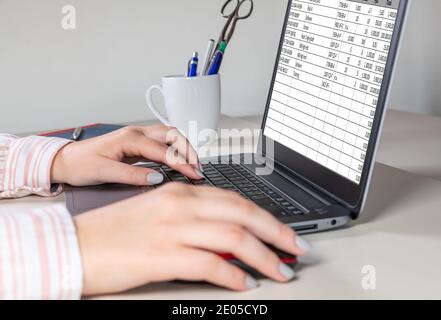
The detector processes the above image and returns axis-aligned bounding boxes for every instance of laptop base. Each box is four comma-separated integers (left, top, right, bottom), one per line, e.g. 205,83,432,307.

66,154,351,234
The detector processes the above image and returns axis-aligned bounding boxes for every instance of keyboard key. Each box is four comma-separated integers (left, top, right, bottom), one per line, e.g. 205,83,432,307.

219,169,235,174
210,178,228,183
245,190,263,196
235,183,254,188
253,197,274,206
211,181,227,187
218,184,235,189
259,203,287,218
250,194,270,201
192,180,207,185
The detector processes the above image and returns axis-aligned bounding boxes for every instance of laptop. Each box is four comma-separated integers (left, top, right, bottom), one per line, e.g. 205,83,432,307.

66,0,410,235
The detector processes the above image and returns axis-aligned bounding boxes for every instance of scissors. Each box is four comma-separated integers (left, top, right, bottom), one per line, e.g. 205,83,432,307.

215,0,254,50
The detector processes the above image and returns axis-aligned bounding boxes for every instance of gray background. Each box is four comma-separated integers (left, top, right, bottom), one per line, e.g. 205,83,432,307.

0,0,440,134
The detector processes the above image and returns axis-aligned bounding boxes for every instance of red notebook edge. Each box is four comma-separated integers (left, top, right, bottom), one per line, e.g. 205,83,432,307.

38,123,102,137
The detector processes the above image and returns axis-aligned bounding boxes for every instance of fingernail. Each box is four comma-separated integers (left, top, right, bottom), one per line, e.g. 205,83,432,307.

199,163,205,173
295,236,312,253
146,172,164,185
245,275,259,290
279,263,296,280
194,168,205,178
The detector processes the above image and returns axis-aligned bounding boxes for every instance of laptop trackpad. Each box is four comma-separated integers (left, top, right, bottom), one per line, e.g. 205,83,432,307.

65,184,143,215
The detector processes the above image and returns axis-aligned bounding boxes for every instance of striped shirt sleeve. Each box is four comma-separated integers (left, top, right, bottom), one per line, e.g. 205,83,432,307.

0,204,83,299
0,134,71,199
0,134,83,299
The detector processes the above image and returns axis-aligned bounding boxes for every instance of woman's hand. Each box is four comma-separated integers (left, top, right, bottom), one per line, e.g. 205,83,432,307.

51,126,203,187
74,183,311,296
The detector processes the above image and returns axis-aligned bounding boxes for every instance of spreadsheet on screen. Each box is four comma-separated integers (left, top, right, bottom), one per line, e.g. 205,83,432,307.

264,0,400,184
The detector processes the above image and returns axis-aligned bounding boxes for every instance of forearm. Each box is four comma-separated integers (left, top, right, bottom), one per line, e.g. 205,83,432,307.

0,133,83,299
0,204,83,299
0,134,71,199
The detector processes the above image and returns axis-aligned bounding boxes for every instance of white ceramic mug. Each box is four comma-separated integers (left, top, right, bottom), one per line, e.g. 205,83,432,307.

146,74,221,147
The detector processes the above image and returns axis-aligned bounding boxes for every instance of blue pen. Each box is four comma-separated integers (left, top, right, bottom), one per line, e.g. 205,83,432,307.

187,52,199,77
208,42,227,76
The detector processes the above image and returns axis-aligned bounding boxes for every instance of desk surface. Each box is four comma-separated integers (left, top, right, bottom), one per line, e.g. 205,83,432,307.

5,110,441,299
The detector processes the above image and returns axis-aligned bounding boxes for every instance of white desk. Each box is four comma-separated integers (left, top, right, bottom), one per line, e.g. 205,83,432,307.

4,110,441,299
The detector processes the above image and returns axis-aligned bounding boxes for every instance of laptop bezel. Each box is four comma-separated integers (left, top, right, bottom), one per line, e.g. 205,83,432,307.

258,0,410,216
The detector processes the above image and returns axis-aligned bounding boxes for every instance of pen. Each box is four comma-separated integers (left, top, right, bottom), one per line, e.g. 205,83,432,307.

201,39,215,75
72,127,83,141
187,52,199,77
207,42,227,76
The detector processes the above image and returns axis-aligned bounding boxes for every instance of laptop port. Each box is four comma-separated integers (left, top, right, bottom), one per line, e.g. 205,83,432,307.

294,224,318,232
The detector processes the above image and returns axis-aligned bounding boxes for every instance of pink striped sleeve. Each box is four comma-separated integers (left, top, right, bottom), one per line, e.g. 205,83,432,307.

0,204,83,300
0,134,71,199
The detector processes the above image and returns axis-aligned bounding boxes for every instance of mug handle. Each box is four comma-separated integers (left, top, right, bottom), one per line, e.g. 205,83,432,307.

146,85,172,126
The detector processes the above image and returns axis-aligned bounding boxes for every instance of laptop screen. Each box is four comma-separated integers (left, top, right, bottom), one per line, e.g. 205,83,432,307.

263,0,400,185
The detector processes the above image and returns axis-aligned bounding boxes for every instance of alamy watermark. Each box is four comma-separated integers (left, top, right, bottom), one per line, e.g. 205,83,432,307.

164,122,275,177
361,265,377,290
61,5,76,30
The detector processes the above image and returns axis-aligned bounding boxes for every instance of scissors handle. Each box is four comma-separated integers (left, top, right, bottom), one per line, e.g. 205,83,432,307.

217,0,253,47
221,0,254,20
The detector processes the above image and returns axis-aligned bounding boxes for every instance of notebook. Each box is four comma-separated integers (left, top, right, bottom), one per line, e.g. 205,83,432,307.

39,123,124,140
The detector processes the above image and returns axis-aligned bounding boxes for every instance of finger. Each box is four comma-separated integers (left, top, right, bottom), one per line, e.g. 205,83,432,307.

125,135,203,180
140,126,200,169
165,247,259,291
97,159,165,186
189,186,311,256
175,221,295,283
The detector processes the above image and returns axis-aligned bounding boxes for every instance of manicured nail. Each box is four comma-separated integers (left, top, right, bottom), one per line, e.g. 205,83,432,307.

295,236,312,253
194,168,205,178
245,275,259,290
279,263,296,280
147,172,164,185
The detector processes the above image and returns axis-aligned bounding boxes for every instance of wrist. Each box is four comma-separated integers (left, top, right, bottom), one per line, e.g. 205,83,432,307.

50,143,70,184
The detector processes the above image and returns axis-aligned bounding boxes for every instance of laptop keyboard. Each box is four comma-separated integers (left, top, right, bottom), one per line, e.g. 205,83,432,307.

144,162,306,219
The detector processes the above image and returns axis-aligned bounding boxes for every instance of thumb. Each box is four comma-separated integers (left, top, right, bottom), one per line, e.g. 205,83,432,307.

99,160,164,186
